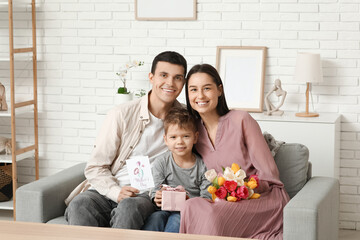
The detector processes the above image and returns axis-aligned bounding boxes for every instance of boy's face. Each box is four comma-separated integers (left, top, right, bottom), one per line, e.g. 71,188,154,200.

164,124,198,159
149,61,185,105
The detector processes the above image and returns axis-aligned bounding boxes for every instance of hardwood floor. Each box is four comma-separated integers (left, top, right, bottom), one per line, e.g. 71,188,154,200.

1,210,359,239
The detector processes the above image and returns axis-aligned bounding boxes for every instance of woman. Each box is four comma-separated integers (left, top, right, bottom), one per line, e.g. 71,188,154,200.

180,64,290,239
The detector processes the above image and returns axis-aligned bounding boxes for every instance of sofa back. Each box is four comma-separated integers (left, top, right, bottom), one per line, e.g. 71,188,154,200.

273,143,310,199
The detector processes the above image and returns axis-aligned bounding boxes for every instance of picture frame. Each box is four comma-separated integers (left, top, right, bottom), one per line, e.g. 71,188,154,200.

135,0,197,21
216,46,267,112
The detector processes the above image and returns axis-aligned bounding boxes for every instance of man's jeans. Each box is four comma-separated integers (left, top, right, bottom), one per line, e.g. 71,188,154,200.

142,210,180,233
65,190,155,228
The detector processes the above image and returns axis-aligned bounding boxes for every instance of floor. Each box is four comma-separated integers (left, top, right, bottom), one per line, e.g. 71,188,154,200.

1,210,360,239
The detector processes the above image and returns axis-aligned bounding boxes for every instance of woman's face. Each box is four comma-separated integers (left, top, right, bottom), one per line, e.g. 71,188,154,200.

187,72,222,117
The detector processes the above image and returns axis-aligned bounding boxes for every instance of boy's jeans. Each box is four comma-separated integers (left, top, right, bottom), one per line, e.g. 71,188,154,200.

142,210,180,233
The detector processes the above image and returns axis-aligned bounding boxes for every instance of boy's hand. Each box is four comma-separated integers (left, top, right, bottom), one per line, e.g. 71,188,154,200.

117,186,140,203
154,190,163,207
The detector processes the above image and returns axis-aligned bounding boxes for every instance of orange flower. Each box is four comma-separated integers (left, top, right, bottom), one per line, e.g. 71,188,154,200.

231,163,240,173
217,176,225,186
250,193,261,199
247,178,258,189
207,185,217,194
212,193,217,201
227,196,237,202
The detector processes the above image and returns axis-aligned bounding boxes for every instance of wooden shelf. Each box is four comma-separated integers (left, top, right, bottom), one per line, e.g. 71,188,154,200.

1,0,39,220
0,151,34,163
0,110,11,117
0,1,31,7
0,199,13,210
0,55,32,62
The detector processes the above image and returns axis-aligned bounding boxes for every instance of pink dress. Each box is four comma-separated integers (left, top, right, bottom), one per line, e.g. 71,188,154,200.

180,110,290,239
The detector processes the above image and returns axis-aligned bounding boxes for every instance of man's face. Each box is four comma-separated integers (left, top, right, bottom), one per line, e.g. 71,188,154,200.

149,61,185,105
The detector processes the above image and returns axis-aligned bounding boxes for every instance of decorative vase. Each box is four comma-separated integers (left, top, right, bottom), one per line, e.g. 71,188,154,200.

114,93,133,104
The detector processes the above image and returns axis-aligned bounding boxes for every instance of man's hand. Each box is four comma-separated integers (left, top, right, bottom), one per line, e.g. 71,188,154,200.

153,190,163,207
117,186,139,203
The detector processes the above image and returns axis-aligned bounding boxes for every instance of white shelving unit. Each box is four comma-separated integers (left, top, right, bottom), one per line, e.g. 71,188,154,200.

251,112,341,178
0,0,39,219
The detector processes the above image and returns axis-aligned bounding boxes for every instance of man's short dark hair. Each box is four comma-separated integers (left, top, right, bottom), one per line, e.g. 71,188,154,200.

151,51,187,76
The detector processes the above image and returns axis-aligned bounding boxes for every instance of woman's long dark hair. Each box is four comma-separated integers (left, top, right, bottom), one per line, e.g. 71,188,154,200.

185,64,230,119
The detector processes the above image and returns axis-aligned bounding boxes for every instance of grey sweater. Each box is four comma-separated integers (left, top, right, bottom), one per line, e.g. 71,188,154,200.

150,150,211,200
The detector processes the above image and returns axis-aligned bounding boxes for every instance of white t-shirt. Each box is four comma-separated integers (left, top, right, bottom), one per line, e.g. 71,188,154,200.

114,111,168,188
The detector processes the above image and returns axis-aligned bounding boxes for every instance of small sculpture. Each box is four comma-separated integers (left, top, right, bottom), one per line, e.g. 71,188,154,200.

264,79,287,116
0,83,8,111
0,136,12,155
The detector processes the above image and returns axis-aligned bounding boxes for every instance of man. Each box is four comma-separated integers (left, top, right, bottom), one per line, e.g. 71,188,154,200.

65,51,187,229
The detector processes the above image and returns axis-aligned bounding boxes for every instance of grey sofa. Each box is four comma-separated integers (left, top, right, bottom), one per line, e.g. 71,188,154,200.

16,143,339,240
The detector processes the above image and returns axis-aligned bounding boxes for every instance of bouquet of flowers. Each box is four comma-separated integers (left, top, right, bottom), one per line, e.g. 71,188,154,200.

116,60,144,94
205,163,261,202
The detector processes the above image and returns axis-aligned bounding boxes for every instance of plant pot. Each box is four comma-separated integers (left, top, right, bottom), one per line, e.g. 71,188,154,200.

114,93,133,104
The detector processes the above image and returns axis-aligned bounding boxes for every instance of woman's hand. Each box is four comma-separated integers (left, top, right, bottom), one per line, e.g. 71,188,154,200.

117,186,139,203
154,190,163,207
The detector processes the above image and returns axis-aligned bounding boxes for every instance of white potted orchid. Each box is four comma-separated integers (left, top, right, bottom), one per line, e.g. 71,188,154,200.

115,60,144,103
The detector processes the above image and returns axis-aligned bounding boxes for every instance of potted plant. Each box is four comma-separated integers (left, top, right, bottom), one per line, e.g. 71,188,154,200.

115,60,144,103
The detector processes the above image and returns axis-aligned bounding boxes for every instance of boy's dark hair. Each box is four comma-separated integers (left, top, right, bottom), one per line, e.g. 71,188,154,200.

151,51,187,76
164,107,197,134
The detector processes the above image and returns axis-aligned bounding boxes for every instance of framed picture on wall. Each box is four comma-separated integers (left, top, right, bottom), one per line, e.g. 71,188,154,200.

135,0,197,21
216,46,267,112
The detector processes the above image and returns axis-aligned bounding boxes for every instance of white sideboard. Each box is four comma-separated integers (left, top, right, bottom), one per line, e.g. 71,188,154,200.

250,112,341,178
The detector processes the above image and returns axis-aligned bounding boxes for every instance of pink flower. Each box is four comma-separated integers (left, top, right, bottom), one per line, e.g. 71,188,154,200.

134,168,139,175
236,185,249,199
224,180,237,192
215,186,228,199
231,190,241,201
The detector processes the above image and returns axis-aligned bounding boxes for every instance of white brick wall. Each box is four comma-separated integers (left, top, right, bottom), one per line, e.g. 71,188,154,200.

0,0,360,230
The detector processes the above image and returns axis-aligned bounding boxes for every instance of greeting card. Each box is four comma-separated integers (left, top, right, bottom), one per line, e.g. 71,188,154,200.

126,156,154,190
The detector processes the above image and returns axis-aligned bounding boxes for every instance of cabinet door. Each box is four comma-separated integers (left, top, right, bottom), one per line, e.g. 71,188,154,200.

256,121,339,178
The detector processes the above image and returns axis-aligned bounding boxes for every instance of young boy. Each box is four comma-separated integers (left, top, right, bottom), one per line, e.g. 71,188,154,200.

142,107,211,233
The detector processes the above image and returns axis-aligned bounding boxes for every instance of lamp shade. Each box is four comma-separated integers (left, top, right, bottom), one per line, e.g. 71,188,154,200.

294,52,323,83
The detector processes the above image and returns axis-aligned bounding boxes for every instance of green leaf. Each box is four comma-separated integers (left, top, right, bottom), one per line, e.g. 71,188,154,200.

212,176,219,189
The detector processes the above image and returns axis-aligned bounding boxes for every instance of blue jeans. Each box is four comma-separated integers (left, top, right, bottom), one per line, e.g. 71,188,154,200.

142,210,180,233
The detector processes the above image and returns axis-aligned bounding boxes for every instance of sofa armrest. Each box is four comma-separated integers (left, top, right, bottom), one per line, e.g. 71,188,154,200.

283,176,339,240
16,162,86,223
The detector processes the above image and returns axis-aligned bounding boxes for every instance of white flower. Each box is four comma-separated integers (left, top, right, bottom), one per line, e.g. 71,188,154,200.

116,60,144,91
204,169,217,182
223,167,246,186
223,167,236,180
235,168,246,180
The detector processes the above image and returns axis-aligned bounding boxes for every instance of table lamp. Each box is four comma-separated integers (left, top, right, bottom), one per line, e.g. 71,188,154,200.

294,52,323,117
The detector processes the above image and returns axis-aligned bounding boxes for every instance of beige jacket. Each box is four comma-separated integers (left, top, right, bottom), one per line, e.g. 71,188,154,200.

65,94,182,205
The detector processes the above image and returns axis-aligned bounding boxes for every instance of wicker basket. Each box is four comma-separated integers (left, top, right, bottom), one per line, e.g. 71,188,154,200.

0,163,12,202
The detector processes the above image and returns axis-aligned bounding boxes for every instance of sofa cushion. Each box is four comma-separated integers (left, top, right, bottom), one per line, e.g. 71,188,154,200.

47,216,68,225
274,143,309,198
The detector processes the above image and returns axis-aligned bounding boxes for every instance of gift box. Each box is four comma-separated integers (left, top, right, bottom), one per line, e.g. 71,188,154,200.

161,186,186,211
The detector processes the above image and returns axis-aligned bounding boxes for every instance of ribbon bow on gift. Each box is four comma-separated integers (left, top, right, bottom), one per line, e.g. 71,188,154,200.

160,184,186,192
